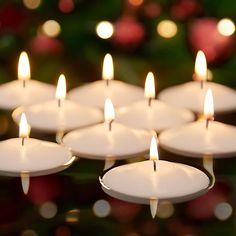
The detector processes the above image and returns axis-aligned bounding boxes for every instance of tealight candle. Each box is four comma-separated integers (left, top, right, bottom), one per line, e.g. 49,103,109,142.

116,72,194,132
63,98,153,161
0,113,75,194
101,136,210,218
0,51,56,110
159,88,236,158
158,51,236,113
68,54,143,108
12,74,103,133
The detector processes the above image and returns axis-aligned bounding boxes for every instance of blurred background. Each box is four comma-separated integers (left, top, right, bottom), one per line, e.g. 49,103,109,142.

0,0,236,235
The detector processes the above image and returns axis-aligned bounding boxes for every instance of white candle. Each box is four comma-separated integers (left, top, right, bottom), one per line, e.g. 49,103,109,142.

101,136,210,218
0,51,55,110
116,72,194,132
12,74,103,133
68,54,143,108
63,98,153,160
159,88,236,158
158,51,236,113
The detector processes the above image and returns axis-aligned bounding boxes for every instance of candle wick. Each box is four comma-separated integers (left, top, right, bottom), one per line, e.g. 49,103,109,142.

108,120,114,132
201,80,204,90
148,98,152,107
23,80,26,88
153,160,157,172
22,137,25,146
206,119,210,130
106,80,109,87
58,99,61,108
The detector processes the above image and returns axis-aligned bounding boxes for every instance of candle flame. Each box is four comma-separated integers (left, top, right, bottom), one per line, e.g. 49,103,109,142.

104,98,115,122
56,74,67,100
102,54,114,81
145,72,156,99
18,51,31,81
194,50,207,81
150,136,159,161
204,88,214,120
19,113,30,138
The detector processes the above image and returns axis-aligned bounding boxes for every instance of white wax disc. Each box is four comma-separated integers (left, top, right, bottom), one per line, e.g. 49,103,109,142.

63,123,153,160
68,80,143,108
0,80,55,110
101,160,209,203
158,81,236,113
12,100,103,133
0,138,74,176
159,120,236,158
116,100,195,132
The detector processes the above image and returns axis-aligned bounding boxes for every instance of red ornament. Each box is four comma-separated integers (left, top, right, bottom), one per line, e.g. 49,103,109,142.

188,18,235,64
58,0,74,13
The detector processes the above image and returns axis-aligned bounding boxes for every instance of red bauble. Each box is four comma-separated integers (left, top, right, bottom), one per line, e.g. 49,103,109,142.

188,18,235,64
113,16,145,49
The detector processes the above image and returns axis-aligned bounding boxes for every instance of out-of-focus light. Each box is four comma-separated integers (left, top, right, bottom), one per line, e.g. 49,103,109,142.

156,201,174,218
21,229,38,236
65,209,80,223
96,21,114,39
42,20,61,38
128,0,143,7
157,20,177,38
214,202,232,220
23,0,41,9
39,201,58,219
55,226,71,236
93,199,111,218
58,0,74,13
207,69,213,81
217,18,235,36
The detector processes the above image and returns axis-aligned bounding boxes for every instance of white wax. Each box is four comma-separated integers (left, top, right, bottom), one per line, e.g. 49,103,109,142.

158,81,236,113
68,80,143,108
0,80,56,110
12,100,103,132
159,120,236,158
63,123,152,160
102,160,209,203
116,100,194,132
0,138,74,176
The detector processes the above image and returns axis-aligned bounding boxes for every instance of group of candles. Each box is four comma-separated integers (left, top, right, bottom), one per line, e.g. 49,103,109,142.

0,49,235,218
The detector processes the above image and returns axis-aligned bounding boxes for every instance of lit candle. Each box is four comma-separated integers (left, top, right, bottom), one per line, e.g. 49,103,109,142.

116,72,194,132
0,51,56,110
159,51,236,114
12,74,103,133
100,136,210,218
63,98,153,160
0,113,75,194
159,88,236,158
68,54,143,108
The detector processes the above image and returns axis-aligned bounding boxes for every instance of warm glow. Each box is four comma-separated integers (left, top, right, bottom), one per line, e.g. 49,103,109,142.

204,88,214,120
128,0,143,6
96,21,114,39
217,18,235,36
18,51,31,81
102,54,114,81
150,136,159,161
104,98,115,122
56,74,67,100
19,113,30,138
23,0,41,9
194,50,207,81
145,72,155,99
42,20,61,37
157,20,177,38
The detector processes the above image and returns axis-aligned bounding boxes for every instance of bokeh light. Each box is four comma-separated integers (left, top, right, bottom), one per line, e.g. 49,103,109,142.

214,202,232,220
128,0,143,7
156,201,174,218
157,20,178,38
42,20,61,38
21,229,38,236
65,209,80,223
39,201,58,219
96,21,114,39
207,69,213,81
23,0,41,9
217,18,235,36
93,199,111,218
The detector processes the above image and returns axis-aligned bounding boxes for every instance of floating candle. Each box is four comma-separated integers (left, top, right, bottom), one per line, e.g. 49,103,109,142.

158,51,236,113
68,54,143,108
159,88,236,158
116,72,194,132
101,136,210,218
63,98,152,160
12,74,103,133
0,113,75,194
0,51,55,110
